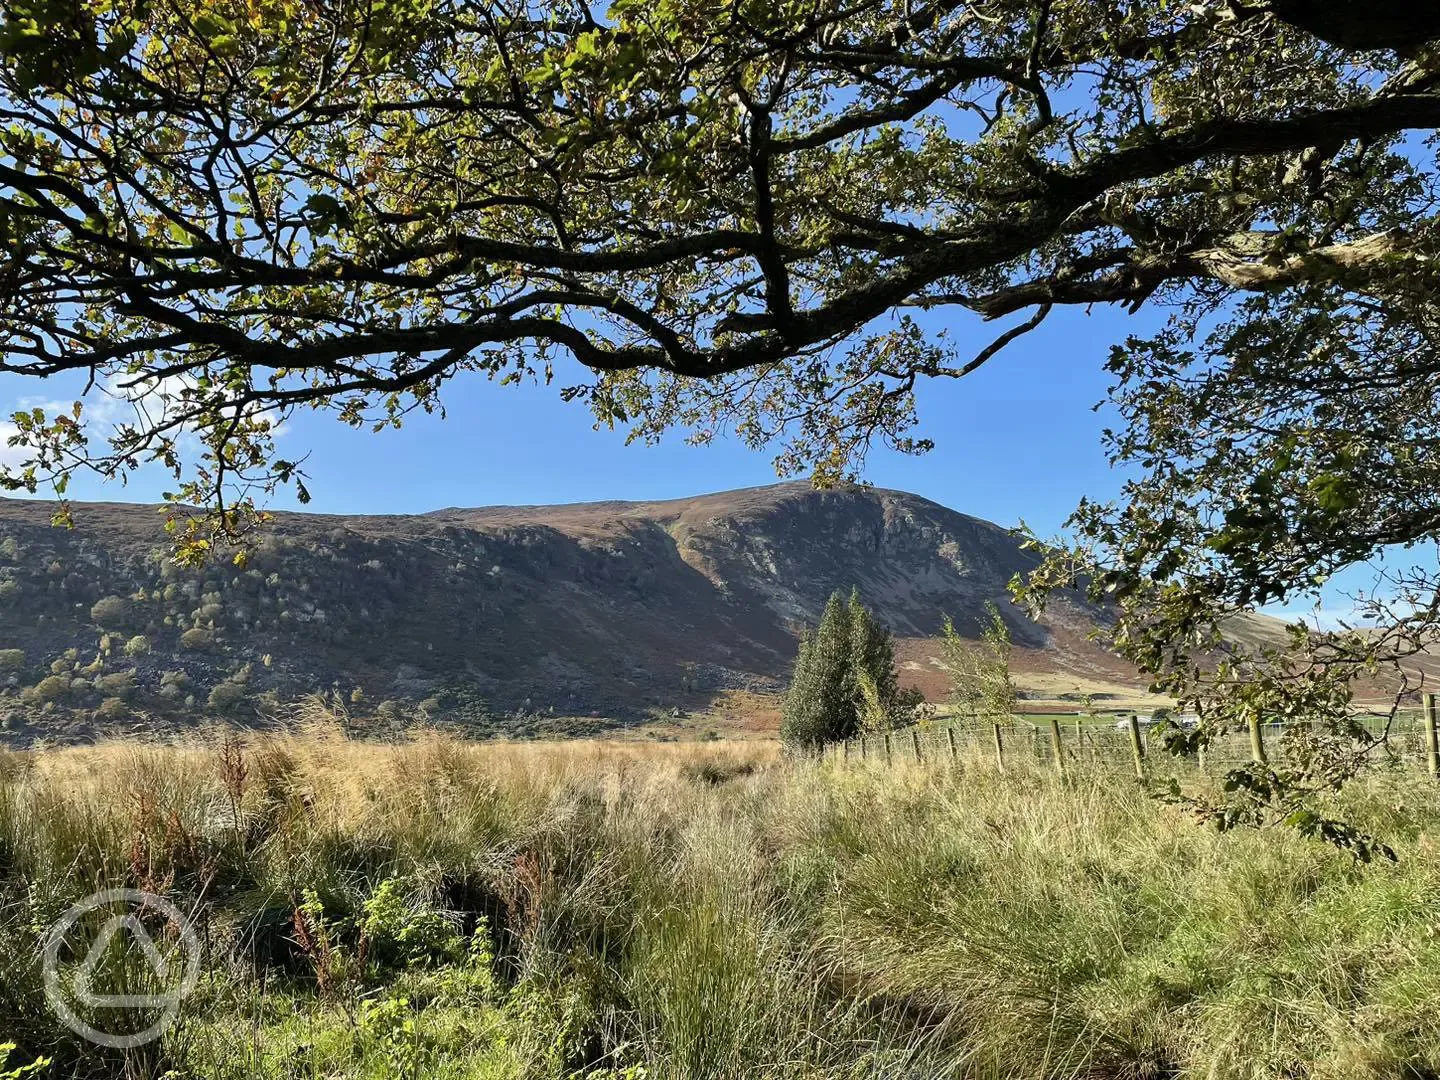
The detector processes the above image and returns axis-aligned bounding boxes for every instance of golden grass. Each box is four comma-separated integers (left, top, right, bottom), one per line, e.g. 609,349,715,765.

6,723,1440,1079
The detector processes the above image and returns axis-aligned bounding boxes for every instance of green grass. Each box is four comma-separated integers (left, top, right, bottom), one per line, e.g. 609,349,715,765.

3,729,1440,1078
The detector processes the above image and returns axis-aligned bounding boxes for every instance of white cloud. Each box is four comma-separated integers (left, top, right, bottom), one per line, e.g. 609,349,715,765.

0,422,25,470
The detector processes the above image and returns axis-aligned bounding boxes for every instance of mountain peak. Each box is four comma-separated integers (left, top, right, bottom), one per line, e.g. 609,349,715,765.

0,487,1123,743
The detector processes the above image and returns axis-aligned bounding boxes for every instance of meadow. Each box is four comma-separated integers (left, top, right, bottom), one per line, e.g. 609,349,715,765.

2,723,1440,1080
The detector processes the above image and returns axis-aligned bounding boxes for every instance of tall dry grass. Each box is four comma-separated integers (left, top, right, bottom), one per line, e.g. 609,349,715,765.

2,722,1439,1078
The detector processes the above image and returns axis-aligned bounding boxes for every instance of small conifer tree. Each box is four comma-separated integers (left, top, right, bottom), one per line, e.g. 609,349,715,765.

847,587,898,710
781,593,854,749
782,589,919,749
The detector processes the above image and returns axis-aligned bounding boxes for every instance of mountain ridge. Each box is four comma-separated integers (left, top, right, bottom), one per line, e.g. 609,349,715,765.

0,482,1141,743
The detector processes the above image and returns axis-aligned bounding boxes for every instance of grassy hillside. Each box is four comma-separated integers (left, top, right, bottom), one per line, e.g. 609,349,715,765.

0,484,1140,745
5,726,1440,1078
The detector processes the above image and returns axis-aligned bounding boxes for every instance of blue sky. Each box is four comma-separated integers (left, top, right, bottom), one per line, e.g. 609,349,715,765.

0,301,1402,626
1,302,1145,536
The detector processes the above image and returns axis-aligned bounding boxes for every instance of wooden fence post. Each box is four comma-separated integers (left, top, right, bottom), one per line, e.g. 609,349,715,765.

1196,737,1206,774
860,737,868,762
1049,715,1065,778
911,729,923,764
842,739,850,764
1248,715,1268,765
1425,693,1439,779
883,732,893,766
992,722,1005,772
1127,714,1147,781
946,726,958,764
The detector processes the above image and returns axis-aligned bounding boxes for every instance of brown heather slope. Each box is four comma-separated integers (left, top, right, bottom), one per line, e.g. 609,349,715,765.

0,482,1156,743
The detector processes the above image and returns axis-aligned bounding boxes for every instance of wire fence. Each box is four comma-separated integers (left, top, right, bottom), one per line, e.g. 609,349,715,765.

823,701,1440,779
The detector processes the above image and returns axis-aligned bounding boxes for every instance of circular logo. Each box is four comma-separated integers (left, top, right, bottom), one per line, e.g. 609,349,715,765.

42,888,201,1049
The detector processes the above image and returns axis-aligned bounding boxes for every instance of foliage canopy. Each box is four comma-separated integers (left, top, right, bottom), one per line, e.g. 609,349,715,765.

5,0,1440,829
0,1,1435,540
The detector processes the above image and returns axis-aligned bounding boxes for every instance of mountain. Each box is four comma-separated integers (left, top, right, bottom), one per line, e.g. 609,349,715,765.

0,482,1145,743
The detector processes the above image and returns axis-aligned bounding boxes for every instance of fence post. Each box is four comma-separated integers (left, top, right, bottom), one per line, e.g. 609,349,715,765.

1425,693,1439,779
946,726,958,764
992,722,1005,772
1127,714,1147,781
1049,715,1066,778
1196,737,1206,774
911,729,923,764
884,732,893,766
860,737,868,762
842,739,850,764
1248,715,1268,765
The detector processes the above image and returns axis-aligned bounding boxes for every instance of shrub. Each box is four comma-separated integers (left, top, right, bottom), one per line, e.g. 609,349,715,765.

360,879,470,970
94,671,136,700
207,681,247,712
180,627,214,650
95,697,129,721
30,675,69,703
123,635,151,657
0,650,23,672
939,601,1017,724
89,595,132,628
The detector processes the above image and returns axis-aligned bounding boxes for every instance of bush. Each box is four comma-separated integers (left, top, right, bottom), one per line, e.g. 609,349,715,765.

180,627,214,650
123,635,151,657
94,670,136,700
30,675,69,703
90,595,132,628
0,649,24,672
207,680,247,712
95,697,129,721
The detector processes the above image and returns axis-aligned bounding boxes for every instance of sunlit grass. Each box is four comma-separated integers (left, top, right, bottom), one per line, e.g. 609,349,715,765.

3,721,1439,1078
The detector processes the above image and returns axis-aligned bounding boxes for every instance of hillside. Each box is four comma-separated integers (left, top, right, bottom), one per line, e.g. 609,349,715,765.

0,482,1144,743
